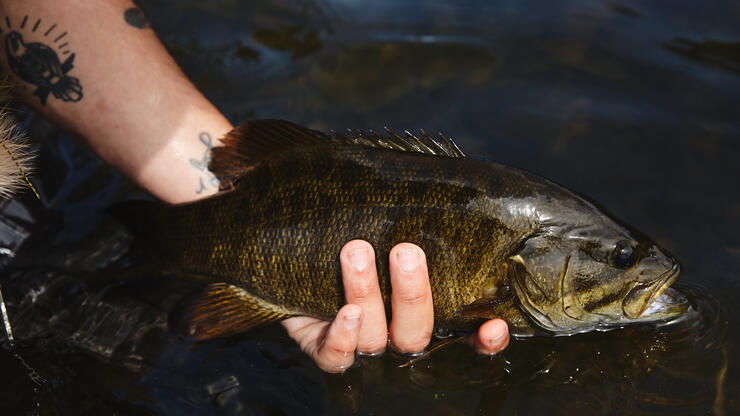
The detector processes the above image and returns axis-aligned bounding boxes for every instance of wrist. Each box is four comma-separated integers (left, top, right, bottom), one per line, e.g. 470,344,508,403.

127,111,233,204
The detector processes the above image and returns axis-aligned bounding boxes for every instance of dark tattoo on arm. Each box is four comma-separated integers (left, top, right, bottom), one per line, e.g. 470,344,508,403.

189,132,220,194
124,7,150,29
1,16,82,105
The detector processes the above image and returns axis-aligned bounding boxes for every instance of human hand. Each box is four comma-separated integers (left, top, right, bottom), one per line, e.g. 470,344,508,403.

281,240,510,373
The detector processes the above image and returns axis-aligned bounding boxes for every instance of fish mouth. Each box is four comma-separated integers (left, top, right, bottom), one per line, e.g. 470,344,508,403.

641,287,688,317
623,263,685,319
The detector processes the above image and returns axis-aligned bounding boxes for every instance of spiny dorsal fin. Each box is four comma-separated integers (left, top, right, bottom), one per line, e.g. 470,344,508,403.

332,127,465,157
180,283,292,340
209,119,467,189
209,120,332,188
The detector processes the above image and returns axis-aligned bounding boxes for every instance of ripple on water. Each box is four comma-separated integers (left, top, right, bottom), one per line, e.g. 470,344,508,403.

338,282,737,415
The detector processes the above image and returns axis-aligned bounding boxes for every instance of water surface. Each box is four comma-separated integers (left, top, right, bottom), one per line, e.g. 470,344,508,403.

1,1,739,414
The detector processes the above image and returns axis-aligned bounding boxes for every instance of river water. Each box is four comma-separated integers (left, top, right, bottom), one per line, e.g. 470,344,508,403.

1,1,739,414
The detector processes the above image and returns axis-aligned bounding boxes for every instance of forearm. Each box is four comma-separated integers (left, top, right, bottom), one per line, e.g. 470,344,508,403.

0,0,232,203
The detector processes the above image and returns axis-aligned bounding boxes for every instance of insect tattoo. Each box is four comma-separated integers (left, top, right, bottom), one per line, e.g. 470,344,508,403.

1,15,82,105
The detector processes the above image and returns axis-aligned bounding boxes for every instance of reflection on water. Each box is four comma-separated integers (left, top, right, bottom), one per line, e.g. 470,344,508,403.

606,3,643,18
663,38,740,74
1,259,737,414
252,25,323,59
1,0,740,414
321,284,735,415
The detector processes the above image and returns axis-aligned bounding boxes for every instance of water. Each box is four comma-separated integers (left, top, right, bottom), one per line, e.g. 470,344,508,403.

1,0,739,414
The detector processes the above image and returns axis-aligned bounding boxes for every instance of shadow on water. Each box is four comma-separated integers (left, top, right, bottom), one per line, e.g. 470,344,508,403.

1,0,740,414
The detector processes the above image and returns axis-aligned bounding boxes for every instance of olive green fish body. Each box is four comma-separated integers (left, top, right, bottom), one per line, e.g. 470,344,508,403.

134,120,687,339
157,145,548,330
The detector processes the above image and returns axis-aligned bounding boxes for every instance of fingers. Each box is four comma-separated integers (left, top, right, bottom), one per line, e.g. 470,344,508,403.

340,240,388,354
286,304,362,373
388,243,434,354
285,240,509,374
467,318,509,355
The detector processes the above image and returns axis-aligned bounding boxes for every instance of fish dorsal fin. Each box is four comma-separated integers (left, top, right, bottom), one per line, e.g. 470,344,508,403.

332,128,466,158
209,120,467,188
209,120,332,188
179,283,292,340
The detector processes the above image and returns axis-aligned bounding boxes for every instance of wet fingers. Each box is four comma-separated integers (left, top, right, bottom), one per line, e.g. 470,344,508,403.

388,243,434,354
340,240,388,354
467,319,509,355
312,304,363,373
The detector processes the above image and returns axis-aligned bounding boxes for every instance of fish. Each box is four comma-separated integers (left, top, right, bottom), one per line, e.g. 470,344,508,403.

116,120,689,340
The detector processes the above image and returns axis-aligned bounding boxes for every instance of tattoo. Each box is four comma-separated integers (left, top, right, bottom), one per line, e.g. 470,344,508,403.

124,7,150,29
189,132,220,194
1,16,82,105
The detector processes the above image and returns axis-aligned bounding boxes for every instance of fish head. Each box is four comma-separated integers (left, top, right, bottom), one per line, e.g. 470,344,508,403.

509,220,688,335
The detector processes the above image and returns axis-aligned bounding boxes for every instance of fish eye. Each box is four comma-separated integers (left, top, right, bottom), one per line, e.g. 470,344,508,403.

610,241,636,269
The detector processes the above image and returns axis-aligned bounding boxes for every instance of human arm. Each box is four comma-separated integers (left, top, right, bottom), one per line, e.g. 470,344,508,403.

0,0,232,203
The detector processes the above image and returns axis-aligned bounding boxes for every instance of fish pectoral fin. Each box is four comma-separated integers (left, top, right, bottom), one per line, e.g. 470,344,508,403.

179,283,291,340
457,290,539,337
457,298,497,319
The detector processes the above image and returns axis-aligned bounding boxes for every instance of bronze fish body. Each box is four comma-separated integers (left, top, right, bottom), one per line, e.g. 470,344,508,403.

130,120,688,339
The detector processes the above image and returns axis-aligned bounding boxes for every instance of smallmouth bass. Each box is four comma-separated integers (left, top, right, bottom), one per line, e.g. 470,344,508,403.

118,120,688,340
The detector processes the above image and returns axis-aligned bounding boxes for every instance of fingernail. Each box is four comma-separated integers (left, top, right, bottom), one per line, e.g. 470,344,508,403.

397,248,420,273
343,313,360,331
348,247,369,272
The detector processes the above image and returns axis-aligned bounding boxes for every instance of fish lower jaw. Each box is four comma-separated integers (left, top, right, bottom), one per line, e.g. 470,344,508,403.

622,263,681,319
636,266,683,319
640,287,689,317
536,291,689,338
